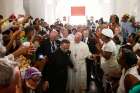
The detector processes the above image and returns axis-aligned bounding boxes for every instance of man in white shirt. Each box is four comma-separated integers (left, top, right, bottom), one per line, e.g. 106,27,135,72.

68,32,91,93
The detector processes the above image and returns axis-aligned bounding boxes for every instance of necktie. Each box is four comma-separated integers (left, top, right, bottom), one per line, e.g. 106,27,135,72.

51,42,55,53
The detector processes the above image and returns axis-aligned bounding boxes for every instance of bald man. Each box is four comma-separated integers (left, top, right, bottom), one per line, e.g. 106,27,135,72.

36,30,60,93
68,32,91,93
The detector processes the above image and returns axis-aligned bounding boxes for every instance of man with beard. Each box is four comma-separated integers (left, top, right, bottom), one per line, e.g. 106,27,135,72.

49,39,74,93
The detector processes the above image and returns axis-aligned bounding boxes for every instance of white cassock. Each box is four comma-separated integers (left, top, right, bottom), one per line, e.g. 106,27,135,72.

67,41,91,93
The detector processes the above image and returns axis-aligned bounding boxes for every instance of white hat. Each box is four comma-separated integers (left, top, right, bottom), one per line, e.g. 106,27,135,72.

101,28,114,38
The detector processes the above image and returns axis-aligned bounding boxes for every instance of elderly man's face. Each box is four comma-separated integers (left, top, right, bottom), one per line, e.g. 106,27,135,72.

74,32,82,43
49,31,58,41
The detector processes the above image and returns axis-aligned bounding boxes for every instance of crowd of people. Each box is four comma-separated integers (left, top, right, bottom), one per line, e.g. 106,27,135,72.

0,13,140,93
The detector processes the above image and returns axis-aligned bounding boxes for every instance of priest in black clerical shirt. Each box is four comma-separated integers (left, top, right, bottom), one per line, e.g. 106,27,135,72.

48,39,74,93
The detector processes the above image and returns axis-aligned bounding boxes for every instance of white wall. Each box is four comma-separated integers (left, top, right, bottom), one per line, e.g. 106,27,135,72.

114,0,140,21
0,0,25,17
55,0,115,24
23,0,30,15
23,0,60,24
0,0,140,24
55,0,140,23
23,0,45,18
28,0,45,18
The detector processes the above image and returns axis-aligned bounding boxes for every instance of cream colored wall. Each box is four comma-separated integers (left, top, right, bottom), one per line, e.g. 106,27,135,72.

0,0,140,23
0,0,25,17
114,0,140,20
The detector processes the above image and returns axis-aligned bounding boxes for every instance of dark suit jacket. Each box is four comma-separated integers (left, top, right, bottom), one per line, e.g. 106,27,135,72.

36,38,60,60
36,38,60,80
50,48,74,79
48,48,74,93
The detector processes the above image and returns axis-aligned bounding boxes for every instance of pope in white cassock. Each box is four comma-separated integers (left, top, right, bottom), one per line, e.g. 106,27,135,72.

67,32,91,93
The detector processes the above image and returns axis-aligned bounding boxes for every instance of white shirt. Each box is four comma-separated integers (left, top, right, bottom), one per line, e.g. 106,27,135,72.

117,66,140,93
70,41,91,62
101,40,121,76
133,43,140,52
133,43,140,60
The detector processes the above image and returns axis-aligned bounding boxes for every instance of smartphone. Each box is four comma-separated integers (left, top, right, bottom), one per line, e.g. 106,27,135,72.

38,54,45,59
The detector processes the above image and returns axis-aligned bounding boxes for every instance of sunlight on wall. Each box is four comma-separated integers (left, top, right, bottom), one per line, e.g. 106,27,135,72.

55,0,114,25
69,16,87,25
42,0,140,24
